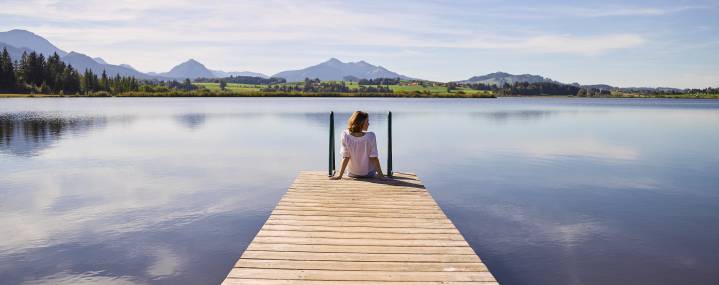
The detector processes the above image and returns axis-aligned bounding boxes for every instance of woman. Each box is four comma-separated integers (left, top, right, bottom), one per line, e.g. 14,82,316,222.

330,111,386,180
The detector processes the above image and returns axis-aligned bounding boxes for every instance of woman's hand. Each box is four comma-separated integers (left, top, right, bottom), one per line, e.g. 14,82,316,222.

330,157,350,180
376,173,389,180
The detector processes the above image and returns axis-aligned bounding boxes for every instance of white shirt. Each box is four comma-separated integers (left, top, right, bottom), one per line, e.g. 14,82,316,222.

339,130,379,176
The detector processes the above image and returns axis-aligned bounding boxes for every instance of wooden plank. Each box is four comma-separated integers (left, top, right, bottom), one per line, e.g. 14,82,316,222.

251,236,470,247
264,219,456,229
240,251,481,262
256,230,466,241
267,215,450,223
219,171,498,284
222,279,498,285
234,259,489,272
226,268,497,282
277,202,441,210
270,210,446,218
260,224,460,234
245,244,477,255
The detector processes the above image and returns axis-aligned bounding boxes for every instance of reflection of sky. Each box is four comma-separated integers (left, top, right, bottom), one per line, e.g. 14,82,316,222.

1,98,719,285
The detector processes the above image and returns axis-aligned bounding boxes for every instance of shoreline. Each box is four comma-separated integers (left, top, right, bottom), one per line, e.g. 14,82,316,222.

2,93,718,99
0,92,496,99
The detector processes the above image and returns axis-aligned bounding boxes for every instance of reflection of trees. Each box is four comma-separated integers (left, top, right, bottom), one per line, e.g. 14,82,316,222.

471,110,556,122
0,113,106,157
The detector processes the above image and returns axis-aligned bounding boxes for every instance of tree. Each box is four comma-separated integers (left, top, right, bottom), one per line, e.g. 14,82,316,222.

0,48,16,91
62,65,81,94
100,70,109,91
183,78,193,90
219,80,227,91
46,53,69,92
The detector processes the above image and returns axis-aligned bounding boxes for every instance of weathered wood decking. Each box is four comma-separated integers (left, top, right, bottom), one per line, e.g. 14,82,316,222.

221,171,498,284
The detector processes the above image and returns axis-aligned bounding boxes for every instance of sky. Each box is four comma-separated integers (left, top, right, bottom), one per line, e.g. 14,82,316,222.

1,0,718,88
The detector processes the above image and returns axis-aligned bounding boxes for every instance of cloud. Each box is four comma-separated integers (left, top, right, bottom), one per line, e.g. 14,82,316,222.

514,137,640,161
563,5,708,17
146,248,183,279
483,204,608,249
478,4,710,19
0,0,649,72
21,271,144,285
401,34,645,55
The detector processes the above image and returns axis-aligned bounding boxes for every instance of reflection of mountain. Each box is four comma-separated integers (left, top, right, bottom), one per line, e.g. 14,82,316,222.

0,113,106,156
471,110,556,122
175,113,207,130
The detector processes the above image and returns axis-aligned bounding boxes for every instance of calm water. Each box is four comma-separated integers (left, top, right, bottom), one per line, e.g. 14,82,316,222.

1,98,718,285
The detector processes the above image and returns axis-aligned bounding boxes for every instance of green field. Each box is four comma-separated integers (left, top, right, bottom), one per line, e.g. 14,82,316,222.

193,82,263,92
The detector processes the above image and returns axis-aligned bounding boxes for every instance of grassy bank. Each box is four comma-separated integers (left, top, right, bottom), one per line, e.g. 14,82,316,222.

3,91,717,99
0,91,496,98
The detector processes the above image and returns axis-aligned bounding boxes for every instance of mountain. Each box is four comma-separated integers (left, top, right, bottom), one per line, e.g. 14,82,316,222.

574,83,614,90
119,64,137,71
272,58,413,82
61,51,151,78
459,72,554,85
0,29,66,57
0,30,149,78
211,70,268,78
161,59,215,79
0,41,33,61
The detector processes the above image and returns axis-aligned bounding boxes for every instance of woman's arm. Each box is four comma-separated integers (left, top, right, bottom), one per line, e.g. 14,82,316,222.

330,157,350,180
370,157,386,179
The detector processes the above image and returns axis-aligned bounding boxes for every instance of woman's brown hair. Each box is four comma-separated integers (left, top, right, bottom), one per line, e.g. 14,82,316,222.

347,111,368,133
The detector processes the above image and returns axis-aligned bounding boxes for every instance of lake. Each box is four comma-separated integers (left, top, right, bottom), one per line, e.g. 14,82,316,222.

1,97,718,285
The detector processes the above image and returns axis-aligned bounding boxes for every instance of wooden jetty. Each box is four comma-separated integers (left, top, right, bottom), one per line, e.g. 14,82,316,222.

221,171,499,284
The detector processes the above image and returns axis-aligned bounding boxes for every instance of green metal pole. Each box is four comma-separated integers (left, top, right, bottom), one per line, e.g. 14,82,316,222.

329,111,335,176
387,111,393,177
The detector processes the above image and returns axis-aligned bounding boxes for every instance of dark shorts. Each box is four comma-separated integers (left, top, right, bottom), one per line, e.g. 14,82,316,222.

348,170,376,178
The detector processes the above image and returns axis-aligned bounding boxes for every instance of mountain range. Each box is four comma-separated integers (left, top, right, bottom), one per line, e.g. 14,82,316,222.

0,29,269,80
272,58,413,82
0,28,636,89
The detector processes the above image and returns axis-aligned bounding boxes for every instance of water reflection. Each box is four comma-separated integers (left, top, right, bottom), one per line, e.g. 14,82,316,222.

0,98,717,285
174,113,206,130
471,110,558,122
0,113,107,157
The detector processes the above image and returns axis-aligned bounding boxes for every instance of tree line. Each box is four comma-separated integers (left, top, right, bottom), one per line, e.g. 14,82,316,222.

0,48,145,94
194,75,286,85
453,81,580,96
261,78,392,93
358,77,401,85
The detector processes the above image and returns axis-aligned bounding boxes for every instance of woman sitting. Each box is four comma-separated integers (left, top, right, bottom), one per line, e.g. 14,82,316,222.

331,111,386,180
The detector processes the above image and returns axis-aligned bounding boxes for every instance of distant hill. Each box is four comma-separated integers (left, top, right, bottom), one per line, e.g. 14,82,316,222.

161,59,215,79
0,29,67,57
119,64,137,71
0,41,33,61
0,30,152,78
273,58,413,82
211,70,268,78
459,72,555,85
61,51,152,79
573,83,615,91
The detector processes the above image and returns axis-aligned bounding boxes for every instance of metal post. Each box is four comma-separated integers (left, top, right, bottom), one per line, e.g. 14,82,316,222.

329,111,335,176
387,111,393,177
